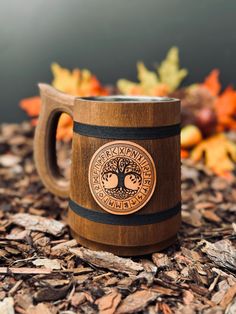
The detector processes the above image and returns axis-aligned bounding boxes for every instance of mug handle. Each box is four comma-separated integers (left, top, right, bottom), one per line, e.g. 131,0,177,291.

34,83,75,198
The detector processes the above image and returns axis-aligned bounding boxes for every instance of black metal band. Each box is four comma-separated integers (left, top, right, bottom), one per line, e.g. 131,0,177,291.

73,122,180,140
69,199,181,226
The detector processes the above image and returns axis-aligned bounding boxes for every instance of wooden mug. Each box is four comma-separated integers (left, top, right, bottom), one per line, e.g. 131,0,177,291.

34,84,181,256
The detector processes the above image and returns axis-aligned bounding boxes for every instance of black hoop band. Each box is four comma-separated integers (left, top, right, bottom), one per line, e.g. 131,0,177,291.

69,199,181,226
73,122,180,140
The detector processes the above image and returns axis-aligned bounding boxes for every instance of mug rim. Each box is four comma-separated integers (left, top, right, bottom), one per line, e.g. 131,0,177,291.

76,95,179,103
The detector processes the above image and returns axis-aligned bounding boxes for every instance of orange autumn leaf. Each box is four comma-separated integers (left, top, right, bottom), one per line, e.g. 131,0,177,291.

20,96,41,117
56,113,73,142
201,69,221,96
20,98,73,141
191,133,236,176
51,63,108,96
20,64,109,141
214,86,236,131
181,149,189,159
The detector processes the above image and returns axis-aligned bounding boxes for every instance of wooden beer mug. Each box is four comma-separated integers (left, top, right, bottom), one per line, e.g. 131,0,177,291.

34,84,181,256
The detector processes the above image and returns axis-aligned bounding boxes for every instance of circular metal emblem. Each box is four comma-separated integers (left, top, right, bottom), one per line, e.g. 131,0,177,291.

88,141,156,215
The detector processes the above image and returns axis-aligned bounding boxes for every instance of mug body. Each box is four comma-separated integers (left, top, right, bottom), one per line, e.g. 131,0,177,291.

68,96,181,256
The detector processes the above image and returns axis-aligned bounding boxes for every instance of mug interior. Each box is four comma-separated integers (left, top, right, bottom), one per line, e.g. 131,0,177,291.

77,95,177,102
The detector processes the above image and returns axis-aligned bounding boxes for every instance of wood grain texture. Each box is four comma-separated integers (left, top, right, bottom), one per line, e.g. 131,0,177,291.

74,97,180,127
70,134,180,214
35,85,181,255
34,84,75,197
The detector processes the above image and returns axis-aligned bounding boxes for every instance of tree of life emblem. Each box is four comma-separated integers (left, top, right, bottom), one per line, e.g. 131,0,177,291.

88,141,156,215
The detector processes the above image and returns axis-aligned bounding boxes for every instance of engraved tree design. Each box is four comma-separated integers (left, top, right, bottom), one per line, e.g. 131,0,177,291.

101,157,142,199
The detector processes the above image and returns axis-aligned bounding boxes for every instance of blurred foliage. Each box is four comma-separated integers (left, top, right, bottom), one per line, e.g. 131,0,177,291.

117,47,187,96
20,48,236,177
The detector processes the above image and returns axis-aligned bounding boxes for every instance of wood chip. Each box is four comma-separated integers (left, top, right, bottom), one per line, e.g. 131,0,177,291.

0,154,21,167
202,210,221,223
0,267,52,275
95,290,122,314
226,297,236,314
151,285,179,296
1,122,236,313
140,259,157,274
26,303,54,314
116,290,158,313
200,239,236,271
70,292,87,307
69,247,143,275
220,283,236,309
34,283,71,302
51,239,77,251
32,258,61,270
11,213,65,236
0,297,14,314
183,290,194,305
152,253,171,268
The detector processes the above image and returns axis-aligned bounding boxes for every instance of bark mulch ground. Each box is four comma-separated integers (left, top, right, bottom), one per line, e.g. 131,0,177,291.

0,122,235,314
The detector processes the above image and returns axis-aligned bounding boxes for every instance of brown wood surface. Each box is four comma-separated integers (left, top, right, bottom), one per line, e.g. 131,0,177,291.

70,134,180,215
34,84,75,197
35,84,181,255
68,209,181,256
74,97,180,127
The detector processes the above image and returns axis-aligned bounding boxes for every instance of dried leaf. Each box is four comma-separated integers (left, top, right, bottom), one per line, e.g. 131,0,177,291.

69,247,143,275
32,258,61,270
12,213,65,236
95,290,121,314
116,289,158,313
201,69,221,96
191,133,236,176
0,297,14,314
200,239,236,271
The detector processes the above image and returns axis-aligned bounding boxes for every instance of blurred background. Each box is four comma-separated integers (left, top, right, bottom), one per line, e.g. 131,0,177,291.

0,0,235,122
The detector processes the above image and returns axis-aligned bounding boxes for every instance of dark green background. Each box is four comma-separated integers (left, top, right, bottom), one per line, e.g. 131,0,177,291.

0,0,235,122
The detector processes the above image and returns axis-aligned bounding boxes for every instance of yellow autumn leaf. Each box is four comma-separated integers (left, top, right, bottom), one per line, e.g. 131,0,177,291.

158,47,188,92
51,63,108,97
117,47,187,96
51,63,80,95
191,134,236,176
137,62,159,89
